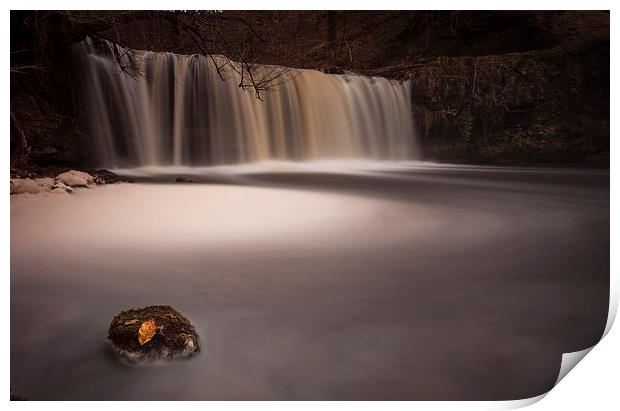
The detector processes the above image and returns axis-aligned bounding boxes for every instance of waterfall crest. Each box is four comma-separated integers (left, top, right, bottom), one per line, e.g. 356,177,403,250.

75,38,419,168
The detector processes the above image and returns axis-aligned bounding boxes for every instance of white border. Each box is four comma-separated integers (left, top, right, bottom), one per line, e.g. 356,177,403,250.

3,2,617,410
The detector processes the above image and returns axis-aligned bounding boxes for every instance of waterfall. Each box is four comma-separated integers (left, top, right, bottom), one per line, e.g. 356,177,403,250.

74,37,419,168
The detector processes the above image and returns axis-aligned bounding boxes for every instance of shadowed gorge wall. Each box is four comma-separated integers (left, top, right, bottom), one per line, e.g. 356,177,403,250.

10,11,609,168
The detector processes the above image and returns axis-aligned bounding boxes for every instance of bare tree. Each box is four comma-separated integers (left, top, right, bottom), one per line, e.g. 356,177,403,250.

165,11,292,100
43,10,293,100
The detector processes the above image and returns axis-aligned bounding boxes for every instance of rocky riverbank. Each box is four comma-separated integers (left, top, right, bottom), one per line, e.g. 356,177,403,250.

10,168,131,195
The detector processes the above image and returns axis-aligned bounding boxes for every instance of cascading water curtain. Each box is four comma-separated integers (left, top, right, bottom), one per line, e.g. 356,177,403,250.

74,37,419,168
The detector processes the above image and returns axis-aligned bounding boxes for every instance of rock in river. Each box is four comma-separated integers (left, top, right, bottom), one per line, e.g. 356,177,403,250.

107,305,200,363
10,178,42,194
55,170,96,187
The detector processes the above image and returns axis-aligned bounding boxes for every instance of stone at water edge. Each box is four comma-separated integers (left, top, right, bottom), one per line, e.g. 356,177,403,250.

175,176,195,183
10,169,112,195
52,181,74,193
10,177,62,194
10,178,42,194
55,170,96,187
107,305,200,363
34,177,55,190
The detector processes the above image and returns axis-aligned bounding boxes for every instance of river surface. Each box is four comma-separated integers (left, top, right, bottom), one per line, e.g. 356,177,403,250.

10,162,609,400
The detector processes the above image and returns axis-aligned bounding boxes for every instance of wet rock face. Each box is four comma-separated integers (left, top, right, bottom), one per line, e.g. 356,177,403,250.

107,305,200,363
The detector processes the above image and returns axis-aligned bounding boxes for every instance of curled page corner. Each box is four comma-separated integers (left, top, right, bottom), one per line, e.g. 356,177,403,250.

533,282,618,404
499,311,615,409
493,348,595,410
544,300,615,398
554,347,594,386
496,393,547,410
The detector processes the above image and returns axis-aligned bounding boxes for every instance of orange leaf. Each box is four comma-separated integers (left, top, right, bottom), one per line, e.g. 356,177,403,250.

138,319,157,346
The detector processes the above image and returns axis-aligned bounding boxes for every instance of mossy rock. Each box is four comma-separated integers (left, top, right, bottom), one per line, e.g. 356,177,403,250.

107,305,200,363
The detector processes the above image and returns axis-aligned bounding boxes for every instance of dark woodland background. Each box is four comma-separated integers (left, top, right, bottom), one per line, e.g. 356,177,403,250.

10,11,610,169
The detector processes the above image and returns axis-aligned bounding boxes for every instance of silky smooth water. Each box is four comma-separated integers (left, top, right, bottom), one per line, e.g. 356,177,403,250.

10,164,609,400
74,38,418,168
14,37,606,401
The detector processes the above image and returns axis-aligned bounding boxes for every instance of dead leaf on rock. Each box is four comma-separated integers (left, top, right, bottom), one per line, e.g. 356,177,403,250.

138,319,157,345
124,319,139,325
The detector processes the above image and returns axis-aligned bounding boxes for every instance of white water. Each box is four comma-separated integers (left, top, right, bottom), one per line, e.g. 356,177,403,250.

74,38,418,168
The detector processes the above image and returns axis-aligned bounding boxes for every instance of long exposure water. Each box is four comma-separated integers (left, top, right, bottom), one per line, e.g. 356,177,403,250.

10,162,609,400
11,38,609,401
75,38,417,168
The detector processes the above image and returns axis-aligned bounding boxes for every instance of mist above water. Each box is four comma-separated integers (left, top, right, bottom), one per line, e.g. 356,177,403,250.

10,167,609,400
